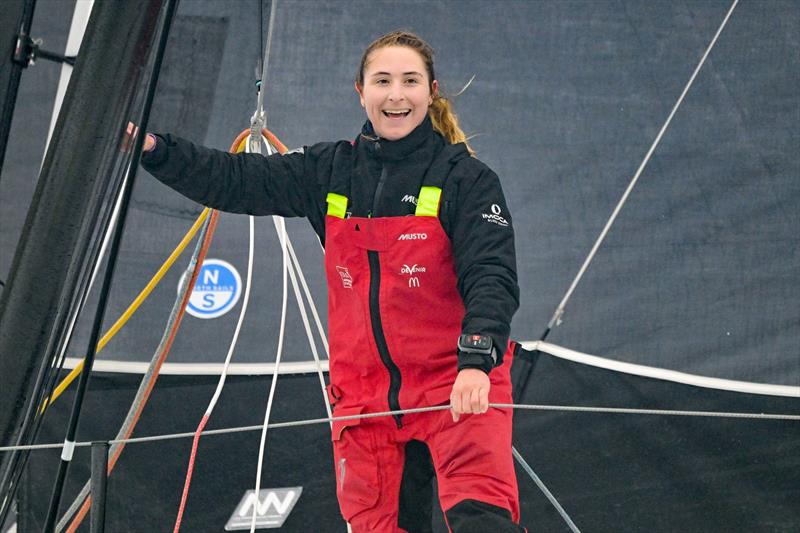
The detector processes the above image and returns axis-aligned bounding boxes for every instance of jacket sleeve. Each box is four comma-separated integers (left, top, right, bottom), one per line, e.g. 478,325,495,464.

448,161,520,368
140,133,318,220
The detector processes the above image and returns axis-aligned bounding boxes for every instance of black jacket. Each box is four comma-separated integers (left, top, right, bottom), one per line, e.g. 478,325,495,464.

141,116,519,366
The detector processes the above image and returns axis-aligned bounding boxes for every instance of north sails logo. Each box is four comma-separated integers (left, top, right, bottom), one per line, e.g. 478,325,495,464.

398,233,427,240
481,204,509,227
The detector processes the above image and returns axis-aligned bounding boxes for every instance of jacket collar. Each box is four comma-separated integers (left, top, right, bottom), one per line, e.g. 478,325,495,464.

359,115,435,161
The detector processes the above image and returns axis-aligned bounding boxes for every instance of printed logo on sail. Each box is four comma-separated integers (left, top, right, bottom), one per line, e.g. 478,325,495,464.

182,259,242,319
225,487,302,530
336,266,353,289
482,204,509,227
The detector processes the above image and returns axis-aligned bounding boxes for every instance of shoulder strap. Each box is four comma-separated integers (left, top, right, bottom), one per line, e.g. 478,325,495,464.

415,143,471,217
325,141,355,219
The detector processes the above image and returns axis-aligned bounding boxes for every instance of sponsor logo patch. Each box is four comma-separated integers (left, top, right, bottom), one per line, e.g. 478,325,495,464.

401,194,418,206
400,264,426,288
482,203,509,227
335,266,353,289
182,259,242,319
398,233,427,240
225,487,302,530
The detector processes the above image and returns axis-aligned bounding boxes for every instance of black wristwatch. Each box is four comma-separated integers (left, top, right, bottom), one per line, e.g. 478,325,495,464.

457,334,496,373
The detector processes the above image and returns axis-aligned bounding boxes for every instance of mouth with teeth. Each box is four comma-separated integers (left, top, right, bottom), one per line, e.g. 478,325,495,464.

383,109,411,119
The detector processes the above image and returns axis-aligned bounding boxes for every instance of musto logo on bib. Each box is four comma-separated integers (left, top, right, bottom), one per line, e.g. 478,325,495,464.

180,258,242,319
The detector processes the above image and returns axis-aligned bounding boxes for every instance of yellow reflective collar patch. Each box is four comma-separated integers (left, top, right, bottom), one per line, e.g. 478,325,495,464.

415,186,441,217
326,193,348,219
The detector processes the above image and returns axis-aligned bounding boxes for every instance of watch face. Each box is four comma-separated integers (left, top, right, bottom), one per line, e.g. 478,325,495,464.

460,334,492,352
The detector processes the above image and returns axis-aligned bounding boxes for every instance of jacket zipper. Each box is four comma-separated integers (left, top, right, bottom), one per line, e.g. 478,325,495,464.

367,153,403,427
368,250,403,428
371,160,387,217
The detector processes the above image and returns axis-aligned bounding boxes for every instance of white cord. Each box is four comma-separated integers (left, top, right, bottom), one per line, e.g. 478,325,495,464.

284,234,333,422
250,213,288,533
286,236,329,354
248,135,289,532
203,216,255,412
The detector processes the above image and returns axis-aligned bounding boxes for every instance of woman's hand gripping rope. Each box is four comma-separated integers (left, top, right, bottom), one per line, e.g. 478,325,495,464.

450,368,491,422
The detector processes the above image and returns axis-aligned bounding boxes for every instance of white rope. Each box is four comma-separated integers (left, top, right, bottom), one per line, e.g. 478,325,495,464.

250,159,288,533
5,402,796,453
281,226,333,423
546,0,740,330
205,214,254,414
286,236,329,354
525,341,800,398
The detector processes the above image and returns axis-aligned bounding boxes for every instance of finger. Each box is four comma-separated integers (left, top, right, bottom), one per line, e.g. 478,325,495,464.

450,394,461,422
479,387,489,414
469,387,481,413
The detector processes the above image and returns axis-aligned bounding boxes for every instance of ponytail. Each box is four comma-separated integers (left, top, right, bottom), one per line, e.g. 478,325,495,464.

429,94,474,155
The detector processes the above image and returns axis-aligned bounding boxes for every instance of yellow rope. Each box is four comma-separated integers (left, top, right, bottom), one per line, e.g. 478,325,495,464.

40,208,211,413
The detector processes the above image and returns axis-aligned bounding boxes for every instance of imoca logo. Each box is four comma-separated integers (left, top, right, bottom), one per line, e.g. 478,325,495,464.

225,487,302,530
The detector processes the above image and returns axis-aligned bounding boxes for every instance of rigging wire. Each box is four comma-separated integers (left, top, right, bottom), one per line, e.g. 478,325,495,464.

512,447,580,533
511,3,741,526
515,0,741,399
283,232,333,422
3,402,797,454
0,152,134,524
545,0,741,333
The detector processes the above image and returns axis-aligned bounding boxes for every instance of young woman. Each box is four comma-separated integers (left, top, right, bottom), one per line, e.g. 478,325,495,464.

141,31,523,533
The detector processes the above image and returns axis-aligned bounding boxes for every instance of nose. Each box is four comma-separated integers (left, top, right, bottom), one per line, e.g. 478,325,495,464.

387,81,405,102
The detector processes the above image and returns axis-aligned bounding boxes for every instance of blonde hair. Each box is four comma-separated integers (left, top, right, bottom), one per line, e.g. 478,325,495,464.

356,30,474,154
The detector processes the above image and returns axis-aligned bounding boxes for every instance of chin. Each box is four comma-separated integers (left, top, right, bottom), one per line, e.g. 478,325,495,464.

375,122,414,141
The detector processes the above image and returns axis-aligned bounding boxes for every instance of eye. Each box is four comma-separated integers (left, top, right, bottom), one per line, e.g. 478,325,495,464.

375,78,389,85
405,78,419,84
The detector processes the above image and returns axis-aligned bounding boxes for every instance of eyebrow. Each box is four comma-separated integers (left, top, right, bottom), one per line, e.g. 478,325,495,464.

370,71,424,77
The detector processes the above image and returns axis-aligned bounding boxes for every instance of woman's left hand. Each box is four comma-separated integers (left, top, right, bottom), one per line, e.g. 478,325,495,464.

450,368,490,422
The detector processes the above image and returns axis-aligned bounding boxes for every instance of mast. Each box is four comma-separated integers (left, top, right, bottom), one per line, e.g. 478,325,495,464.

0,0,171,518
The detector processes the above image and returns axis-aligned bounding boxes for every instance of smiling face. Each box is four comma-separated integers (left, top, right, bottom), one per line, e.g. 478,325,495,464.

356,45,438,141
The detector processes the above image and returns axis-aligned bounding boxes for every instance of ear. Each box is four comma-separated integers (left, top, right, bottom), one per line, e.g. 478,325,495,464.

355,81,365,108
430,79,439,105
